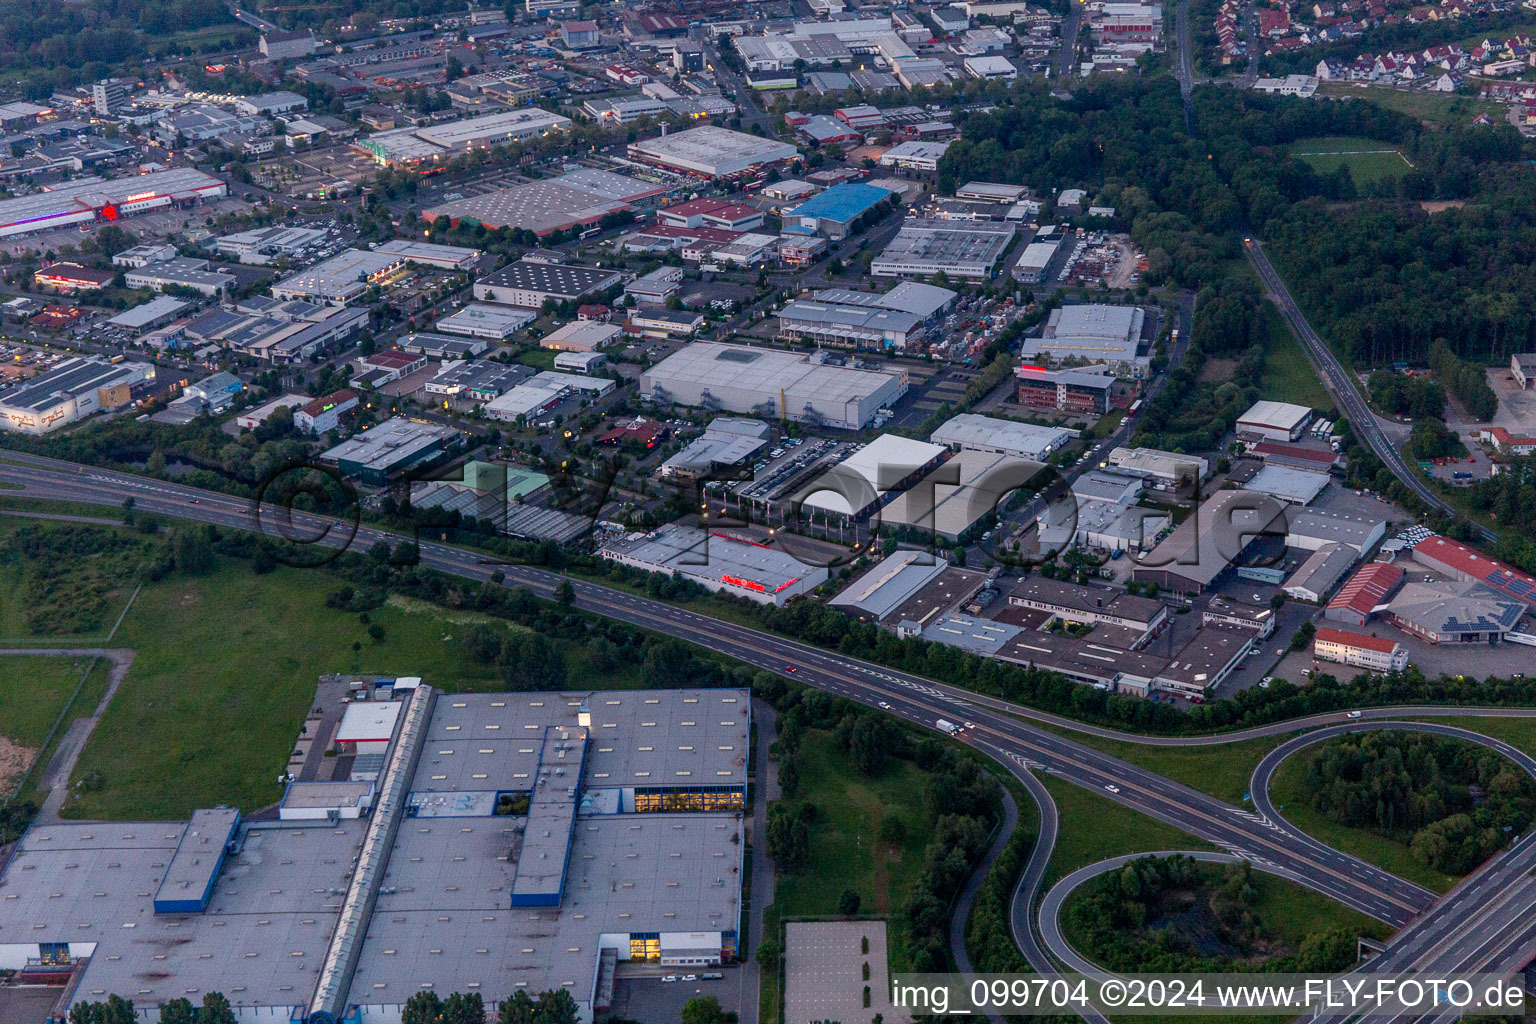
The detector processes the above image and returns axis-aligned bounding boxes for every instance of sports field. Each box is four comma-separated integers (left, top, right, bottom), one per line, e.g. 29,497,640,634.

1285,136,1414,183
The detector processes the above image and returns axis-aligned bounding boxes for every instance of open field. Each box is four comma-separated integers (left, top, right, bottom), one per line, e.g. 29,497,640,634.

1285,136,1413,184
1259,306,1338,413
1316,84,1505,128
58,554,641,821
0,655,96,750
770,730,933,924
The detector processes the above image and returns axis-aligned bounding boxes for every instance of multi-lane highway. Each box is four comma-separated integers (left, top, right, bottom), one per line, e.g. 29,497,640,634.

5,448,1536,1008
1243,239,1494,543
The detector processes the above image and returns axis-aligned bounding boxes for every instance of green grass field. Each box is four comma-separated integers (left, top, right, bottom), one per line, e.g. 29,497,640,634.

770,730,934,922
1315,84,1505,129
1260,309,1337,413
0,655,96,750
1285,136,1414,184
60,558,640,821
0,515,142,643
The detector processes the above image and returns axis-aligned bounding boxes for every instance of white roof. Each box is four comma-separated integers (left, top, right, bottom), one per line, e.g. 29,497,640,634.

1238,399,1313,431
336,700,404,743
803,433,946,515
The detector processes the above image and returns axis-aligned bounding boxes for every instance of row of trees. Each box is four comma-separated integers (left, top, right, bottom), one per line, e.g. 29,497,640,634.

1429,339,1499,421
1304,731,1536,875
69,992,234,1024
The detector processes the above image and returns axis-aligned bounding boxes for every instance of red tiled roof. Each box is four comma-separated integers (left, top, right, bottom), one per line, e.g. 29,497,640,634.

1315,626,1400,653
1251,441,1338,465
1327,561,1405,617
1413,535,1536,605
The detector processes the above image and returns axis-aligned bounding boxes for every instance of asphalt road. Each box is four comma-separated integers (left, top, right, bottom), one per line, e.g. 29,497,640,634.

6,450,1536,1001
1242,238,1494,543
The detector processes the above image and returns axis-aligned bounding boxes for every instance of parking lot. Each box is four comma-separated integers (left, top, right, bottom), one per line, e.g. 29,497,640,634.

606,970,742,1024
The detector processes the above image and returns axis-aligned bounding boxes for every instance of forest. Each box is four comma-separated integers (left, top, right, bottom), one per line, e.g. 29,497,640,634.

941,77,1536,375
1303,731,1536,875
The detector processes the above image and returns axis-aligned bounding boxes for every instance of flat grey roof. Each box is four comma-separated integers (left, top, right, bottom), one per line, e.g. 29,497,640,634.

830,550,949,620
511,726,588,904
0,358,142,413
154,807,240,910
349,813,741,1008
477,260,624,299
0,820,364,1013
410,689,748,798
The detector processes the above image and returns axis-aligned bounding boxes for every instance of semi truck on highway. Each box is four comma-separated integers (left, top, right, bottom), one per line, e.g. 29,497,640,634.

936,719,960,735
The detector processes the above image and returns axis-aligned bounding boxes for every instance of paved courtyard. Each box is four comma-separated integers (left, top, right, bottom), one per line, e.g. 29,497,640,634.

784,921,911,1024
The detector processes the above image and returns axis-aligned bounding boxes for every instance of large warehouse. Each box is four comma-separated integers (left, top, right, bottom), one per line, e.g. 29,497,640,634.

474,258,627,308
0,357,153,434
799,433,948,518
1021,304,1149,378
600,524,826,604
626,125,799,178
423,168,670,237
1236,400,1314,442
871,219,1016,280
0,683,749,1024
0,168,228,240
930,413,1072,460
641,342,907,429
356,108,572,166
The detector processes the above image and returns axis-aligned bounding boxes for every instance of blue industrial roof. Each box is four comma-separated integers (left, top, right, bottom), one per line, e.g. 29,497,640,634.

787,182,893,224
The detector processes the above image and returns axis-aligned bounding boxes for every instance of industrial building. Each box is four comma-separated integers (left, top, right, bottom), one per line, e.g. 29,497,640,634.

871,219,1016,280
396,332,488,360
776,284,955,351
33,262,114,293
272,249,408,305
1325,561,1406,626
105,295,189,334
122,257,236,297
930,413,1071,460
1282,542,1358,602
435,303,535,339
1285,508,1387,555
1035,490,1168,554
423,360,529,401
799,434,948,519
1236,400,1314,442
1105,446,1209,489
356,108,572,166
880,448,1033,540
483,371,614,421
829,551,986,628
214,225,328,265
1016,363,1116,415
1021,305,1149,378
0,357,152,434
294,389,359,434
626,125,799,178
0,167,228,240
372,239,483,271
236,394,309,430
600,524,826,604
1007,578,1168,641
541,320,623,352
1313,627,1409,673
0,683,750,1024
182,301,368,364
1013,239,1062,284
1384,579,1527,644
877,140,952,171
1243,464,1330,505
660,418,771,479
424,168,670,238
320,417,463,485
474,259,626,309
1131,489,1286,594
783,183,893,240
641,342,907,430
1410,534,1536,609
